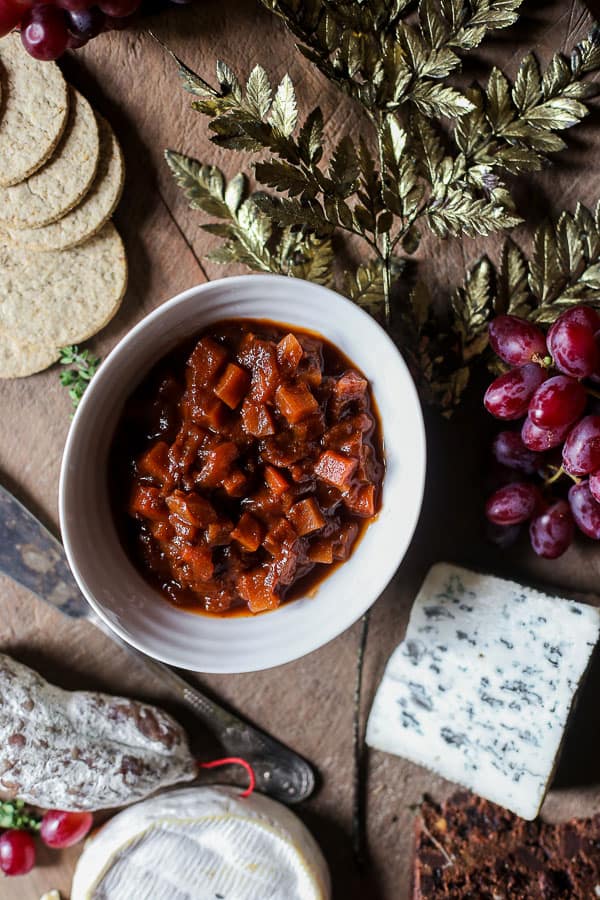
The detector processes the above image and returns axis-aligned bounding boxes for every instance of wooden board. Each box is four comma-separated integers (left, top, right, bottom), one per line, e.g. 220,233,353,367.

1,1,600,896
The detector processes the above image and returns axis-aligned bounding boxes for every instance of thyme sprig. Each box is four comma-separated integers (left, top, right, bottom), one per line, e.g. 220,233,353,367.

59,345,101,411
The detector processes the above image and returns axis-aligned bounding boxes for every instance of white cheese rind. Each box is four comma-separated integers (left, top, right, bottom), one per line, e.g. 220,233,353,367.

71,786,331,900
366,563,600,820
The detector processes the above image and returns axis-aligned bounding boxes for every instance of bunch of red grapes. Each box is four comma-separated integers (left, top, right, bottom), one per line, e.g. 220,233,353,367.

484,305,600,559
0,809,92,876
0,0,188,61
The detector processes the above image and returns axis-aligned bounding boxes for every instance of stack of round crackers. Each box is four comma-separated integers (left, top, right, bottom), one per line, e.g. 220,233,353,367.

0,33,127,378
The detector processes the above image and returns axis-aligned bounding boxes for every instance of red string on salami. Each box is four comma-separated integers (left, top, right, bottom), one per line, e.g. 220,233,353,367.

197,757,256,798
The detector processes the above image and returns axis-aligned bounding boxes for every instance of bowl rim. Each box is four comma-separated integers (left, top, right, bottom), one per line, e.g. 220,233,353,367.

59,274,426,672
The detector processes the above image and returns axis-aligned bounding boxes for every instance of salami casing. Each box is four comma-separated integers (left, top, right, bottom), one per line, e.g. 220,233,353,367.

0,654,196,811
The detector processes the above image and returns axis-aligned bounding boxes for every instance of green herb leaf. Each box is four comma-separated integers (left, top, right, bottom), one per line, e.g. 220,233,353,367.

59,346,101,411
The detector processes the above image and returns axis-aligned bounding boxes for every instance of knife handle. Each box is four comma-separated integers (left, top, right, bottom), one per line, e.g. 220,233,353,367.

91,616,315,804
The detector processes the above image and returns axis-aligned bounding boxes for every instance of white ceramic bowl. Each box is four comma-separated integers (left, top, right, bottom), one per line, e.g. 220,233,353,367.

60,275,426,673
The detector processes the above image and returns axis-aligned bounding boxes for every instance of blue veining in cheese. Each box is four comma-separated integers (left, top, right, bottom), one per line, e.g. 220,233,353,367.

366,563,600,820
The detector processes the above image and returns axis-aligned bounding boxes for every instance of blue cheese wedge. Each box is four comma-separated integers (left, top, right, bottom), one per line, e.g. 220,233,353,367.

366,563,600,820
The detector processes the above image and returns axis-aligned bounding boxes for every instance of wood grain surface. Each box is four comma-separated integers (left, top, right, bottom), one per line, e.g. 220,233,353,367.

1,1,600,897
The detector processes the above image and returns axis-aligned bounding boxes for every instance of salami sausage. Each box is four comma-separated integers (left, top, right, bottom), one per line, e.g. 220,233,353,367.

0,654,196,811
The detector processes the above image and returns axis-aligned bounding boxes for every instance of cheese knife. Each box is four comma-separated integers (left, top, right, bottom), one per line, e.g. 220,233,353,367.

0,483,315,805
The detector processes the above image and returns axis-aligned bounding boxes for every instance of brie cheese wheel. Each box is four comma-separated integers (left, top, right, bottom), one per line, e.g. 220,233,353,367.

366,563,600,820
71,786,331,900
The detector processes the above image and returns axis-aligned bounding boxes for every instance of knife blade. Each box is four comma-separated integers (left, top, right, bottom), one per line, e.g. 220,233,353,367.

0,483,315,804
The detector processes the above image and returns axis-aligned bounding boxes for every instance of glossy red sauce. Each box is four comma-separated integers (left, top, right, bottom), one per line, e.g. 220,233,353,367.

110,319,385,616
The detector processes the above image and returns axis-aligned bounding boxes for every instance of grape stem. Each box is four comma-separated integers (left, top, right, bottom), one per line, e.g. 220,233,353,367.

586,386,600,400
544,464,580,486
531,353,554,369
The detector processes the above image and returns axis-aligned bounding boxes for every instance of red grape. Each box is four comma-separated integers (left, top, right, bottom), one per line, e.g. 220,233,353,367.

0,830,36,876
485,482,542,526
492,431,543,474
67,6,103,38
521,416,573,451
528,374,587,431
568,481,600,539
553,306,600,332
40,810,93,849
484,364,547,421
0,0,22,38
529,500,574,559
488,315,547,367
590,469,600,503
547,317,599,378
562,414,600,475
21,5,69,60
98,0,139,16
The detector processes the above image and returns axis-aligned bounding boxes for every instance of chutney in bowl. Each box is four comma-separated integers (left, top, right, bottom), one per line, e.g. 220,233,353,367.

110,319,384,618
60,274,425,673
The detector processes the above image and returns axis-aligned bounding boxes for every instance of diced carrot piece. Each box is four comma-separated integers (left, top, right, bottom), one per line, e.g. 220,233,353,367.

129,485,168,522
149,521,175,541
206,520,233,546
169,516,197,540
314,450,357,489
236,567,280,613
241,399,275,437
187,337,228,387
138,441,170,483
343,483,376,517
264,464,290,497
181,544,214,583
263,518,297,556
275,382,319,425
223,469,249,497
288,497,325,536
202,396,229,431
197,442,238,487
277,333,304,374
231,512,264,552
307,539,334,564
165,490,217,527
214,362,250,409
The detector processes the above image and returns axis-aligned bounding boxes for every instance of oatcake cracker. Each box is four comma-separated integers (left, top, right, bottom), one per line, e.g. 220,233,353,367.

0,34,69,187
0,87,99,229
0,331,60,378
3,116,124,252
0,223,127,347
